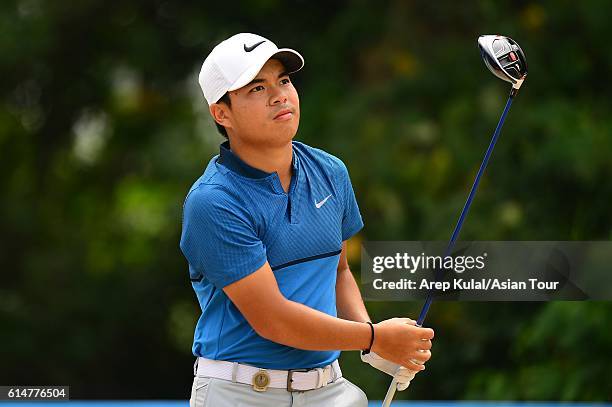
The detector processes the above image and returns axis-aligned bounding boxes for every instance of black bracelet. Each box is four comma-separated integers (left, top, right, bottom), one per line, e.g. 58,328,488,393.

362,321,374,355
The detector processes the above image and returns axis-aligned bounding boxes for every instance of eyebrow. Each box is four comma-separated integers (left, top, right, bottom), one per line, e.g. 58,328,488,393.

246,71,289,87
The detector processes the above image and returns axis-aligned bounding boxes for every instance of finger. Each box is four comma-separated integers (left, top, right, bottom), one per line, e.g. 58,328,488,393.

413,350,431,364
419,339,432,350
395,369,418,380
397,381,411,391
394,318,416,325
393,372,413,382
396,367,417,380
401,359,425,371
419,327,434,339
394,375,413,386
397,368,418,392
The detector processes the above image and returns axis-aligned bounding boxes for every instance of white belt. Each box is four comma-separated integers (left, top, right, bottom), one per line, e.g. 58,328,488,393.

194,357,342,392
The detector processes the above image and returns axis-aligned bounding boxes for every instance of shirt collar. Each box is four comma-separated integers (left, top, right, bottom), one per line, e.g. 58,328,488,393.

217,141,299,179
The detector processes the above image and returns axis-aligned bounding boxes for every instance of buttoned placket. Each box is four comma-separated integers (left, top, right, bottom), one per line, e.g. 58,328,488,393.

218,141,301,224
269,154,300,225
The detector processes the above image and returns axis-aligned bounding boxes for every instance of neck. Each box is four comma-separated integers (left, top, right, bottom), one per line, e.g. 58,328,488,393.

229,138,293,192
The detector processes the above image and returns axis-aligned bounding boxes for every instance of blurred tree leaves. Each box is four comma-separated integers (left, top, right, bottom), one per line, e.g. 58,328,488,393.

1,0,611,401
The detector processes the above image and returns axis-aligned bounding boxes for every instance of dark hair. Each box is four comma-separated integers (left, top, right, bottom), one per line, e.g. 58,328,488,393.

214,92,231,138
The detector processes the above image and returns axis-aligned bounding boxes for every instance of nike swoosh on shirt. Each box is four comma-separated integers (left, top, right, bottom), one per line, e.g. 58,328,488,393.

315,194,332,209
243,41,265,52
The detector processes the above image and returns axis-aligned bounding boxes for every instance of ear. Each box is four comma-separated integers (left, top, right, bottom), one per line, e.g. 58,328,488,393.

209,103,232,129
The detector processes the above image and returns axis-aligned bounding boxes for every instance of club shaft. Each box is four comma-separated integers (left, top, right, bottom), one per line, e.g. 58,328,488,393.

382,378,398,407
382,93,515,407
416,94,514,326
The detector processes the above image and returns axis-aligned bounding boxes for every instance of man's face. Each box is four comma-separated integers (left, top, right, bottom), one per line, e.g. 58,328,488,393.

213,58,300,147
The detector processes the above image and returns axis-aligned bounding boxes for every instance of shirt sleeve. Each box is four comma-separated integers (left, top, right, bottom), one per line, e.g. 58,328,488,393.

179,185,267,289
338,160,364,241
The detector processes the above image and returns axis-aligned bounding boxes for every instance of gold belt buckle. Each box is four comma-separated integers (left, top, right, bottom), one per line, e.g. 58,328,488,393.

252,369,271,392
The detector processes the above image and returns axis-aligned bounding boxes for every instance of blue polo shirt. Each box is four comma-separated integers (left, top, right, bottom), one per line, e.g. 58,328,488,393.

179,140,363,369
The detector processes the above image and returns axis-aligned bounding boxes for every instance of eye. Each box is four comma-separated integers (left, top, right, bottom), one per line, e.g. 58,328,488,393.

250,85,265,93
280,77,291,85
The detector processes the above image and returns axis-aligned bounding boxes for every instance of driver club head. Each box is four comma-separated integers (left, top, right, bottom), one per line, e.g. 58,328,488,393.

478,35,528,92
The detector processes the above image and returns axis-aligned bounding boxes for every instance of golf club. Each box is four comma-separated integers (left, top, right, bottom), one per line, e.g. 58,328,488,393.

381,34,528,407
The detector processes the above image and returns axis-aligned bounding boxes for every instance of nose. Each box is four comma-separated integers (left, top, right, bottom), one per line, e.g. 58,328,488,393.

269,86,288,105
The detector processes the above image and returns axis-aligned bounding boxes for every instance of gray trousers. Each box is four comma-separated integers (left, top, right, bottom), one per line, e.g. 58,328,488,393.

189,374,368,407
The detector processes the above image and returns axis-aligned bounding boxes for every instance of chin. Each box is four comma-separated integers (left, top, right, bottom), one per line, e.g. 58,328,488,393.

271,128,297,146
264,122,299,146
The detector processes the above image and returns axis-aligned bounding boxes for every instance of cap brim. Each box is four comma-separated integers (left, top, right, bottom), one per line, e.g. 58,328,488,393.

272,48,304,74
227,48,304,92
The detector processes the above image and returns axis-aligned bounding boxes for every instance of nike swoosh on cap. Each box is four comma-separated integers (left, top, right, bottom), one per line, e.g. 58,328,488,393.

244,40,265,52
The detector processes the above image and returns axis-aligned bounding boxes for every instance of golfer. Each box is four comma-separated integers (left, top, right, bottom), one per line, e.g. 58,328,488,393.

180,33,434,407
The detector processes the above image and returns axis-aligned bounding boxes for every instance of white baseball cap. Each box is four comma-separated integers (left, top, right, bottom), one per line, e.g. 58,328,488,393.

198,33,304,105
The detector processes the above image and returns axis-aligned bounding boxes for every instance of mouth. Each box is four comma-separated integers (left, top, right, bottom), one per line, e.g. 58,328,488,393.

273,108,294,121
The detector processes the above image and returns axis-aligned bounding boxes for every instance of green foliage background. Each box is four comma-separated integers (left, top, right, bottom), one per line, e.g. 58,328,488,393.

1,0,611,401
